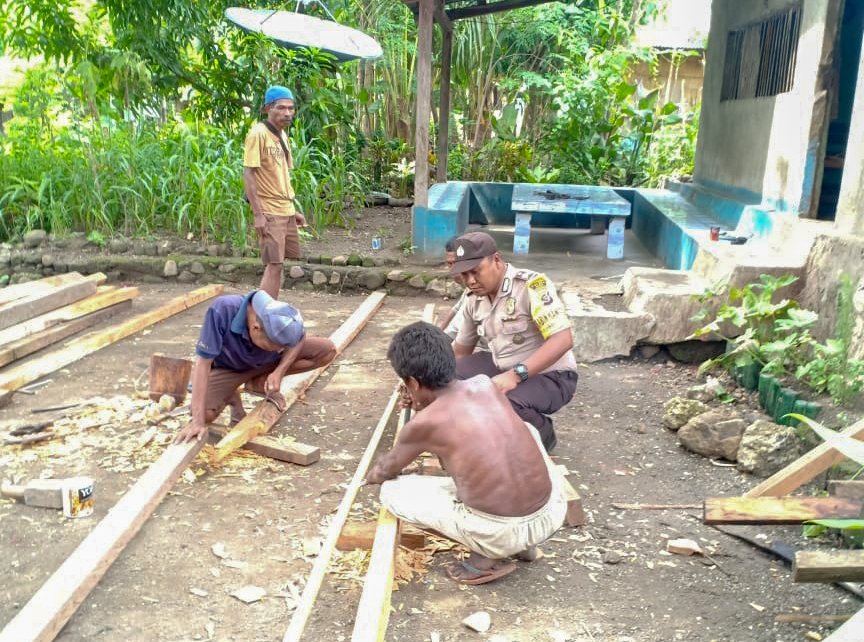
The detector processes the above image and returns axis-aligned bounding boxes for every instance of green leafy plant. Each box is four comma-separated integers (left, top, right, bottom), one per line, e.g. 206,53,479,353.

398,235,415,256
690,274,807,375
87,230,106,248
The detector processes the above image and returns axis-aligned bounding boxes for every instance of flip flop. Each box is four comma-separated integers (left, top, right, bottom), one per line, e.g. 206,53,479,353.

446,560,517,585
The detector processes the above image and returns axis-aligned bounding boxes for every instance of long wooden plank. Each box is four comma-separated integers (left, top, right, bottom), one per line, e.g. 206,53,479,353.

0,440,205,642
0,286,138,347
746,418,864,497
704,496,863,525
214,291,387,461
282,385,400,642
350,304,432,642
351,507,400,642
0,299,134,368
0,273,106,331
0,272,89,308
824,605,864,642
0,285,223,395
207,425,319,466
793,550,864,582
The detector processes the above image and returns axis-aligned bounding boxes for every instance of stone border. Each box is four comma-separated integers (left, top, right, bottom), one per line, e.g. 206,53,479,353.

3,231,463,298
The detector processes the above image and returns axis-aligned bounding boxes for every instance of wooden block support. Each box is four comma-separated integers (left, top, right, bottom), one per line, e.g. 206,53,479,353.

746,418,864,497
207,426,319,466
704,496,864,525
0,273,105,331
0,272,93,308
0,440,205,642
561,475,586,527
337,522,426,551
793,550,864,583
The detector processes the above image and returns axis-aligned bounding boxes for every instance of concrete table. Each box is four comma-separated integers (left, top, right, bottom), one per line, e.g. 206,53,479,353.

510,184,631,259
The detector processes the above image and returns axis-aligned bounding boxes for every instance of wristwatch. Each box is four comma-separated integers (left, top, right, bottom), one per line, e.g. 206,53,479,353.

513,363,529,382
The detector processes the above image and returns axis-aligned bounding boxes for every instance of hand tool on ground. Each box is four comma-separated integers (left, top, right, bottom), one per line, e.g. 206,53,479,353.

1,419,55,445
1,478,69,509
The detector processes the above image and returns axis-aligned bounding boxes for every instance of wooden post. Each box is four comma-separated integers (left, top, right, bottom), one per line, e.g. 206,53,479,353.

213,291,386,461
413,0,434,210
0,441,205,642
281,388,400,642
436,17,453,184
0,285,222,396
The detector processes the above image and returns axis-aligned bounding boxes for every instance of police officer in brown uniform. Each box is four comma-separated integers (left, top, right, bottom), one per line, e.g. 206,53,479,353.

449,232,578,452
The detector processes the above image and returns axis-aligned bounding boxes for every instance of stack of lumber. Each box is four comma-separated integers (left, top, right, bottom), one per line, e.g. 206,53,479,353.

0,273,138,399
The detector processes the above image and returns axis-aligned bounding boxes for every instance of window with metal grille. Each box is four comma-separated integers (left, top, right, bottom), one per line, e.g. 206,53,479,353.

721,3,801,101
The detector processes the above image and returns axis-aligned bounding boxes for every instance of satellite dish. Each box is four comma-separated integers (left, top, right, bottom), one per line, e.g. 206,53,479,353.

225,7,384,63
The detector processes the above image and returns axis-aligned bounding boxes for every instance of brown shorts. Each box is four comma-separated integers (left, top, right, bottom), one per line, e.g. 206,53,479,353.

203,362,279,417
259,213,301,263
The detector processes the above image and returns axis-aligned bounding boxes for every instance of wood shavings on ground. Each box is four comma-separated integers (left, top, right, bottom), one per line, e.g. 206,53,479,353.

329,546,434,590
1,395,282,479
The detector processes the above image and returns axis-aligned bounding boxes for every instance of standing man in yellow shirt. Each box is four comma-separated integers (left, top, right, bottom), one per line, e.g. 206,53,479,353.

243,86,307,298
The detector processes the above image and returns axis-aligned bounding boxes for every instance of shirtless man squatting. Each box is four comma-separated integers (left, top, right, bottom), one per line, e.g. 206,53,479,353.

366,321,566,585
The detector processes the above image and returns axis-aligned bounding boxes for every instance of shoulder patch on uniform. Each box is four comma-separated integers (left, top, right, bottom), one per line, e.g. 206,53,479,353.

526,274,548,291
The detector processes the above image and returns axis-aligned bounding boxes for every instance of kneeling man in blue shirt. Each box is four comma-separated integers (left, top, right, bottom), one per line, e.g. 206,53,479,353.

174,290,336,443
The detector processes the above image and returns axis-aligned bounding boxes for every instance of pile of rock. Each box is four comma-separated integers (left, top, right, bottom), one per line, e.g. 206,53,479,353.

662,395,801,477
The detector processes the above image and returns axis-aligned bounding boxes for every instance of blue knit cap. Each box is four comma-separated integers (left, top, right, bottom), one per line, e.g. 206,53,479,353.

265,86,294,105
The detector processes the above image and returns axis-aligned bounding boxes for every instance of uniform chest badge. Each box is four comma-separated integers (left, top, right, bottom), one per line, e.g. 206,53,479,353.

513,333,525,345
505,297,516,315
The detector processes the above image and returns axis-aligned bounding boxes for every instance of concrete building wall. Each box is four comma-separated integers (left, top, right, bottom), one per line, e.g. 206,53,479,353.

834,37,864,236
694,0,841,213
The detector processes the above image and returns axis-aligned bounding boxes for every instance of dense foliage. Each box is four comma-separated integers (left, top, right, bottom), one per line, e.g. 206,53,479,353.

0,0,699,244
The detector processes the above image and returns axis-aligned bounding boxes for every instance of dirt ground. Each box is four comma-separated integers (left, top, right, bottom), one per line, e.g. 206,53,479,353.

1,282,862,641
300,206,413,264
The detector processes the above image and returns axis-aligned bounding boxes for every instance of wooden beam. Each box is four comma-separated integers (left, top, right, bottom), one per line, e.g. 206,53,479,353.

207,425,319,466
0,299,133,368
0,286,137,347
433,0,452,32
412,0,433,210
793,550,864,582
825,605,864,642
561,474,586,527
704,496,864,525
0,272,92,308
436,23,453,184
281,386,400,642
0,440,205,642
351,507,400,642
446,0,553,20
0,285,223,396
214,291,386,461
746,418,864,497
337,522,426,551
0,273,106,331
828,480,864,502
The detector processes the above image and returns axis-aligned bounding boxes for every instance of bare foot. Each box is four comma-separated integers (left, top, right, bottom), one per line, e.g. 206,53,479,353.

446,554,516,585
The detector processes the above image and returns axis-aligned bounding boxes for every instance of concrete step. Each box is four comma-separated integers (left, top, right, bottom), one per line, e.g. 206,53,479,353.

621,268,710,345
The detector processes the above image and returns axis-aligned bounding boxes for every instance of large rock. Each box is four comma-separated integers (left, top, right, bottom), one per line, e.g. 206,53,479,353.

662,397,709,430
621,267,708,344
362,271,385,290
426,278,446,296
678,410,747,461
23,229,48,248
163,260,178,277
736,420,801,477
312,270,328,286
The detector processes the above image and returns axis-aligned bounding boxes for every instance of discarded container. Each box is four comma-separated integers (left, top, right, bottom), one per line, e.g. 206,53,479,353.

710,226,720,241
372,237,381,250
62,477,94,518
149,354,193,404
